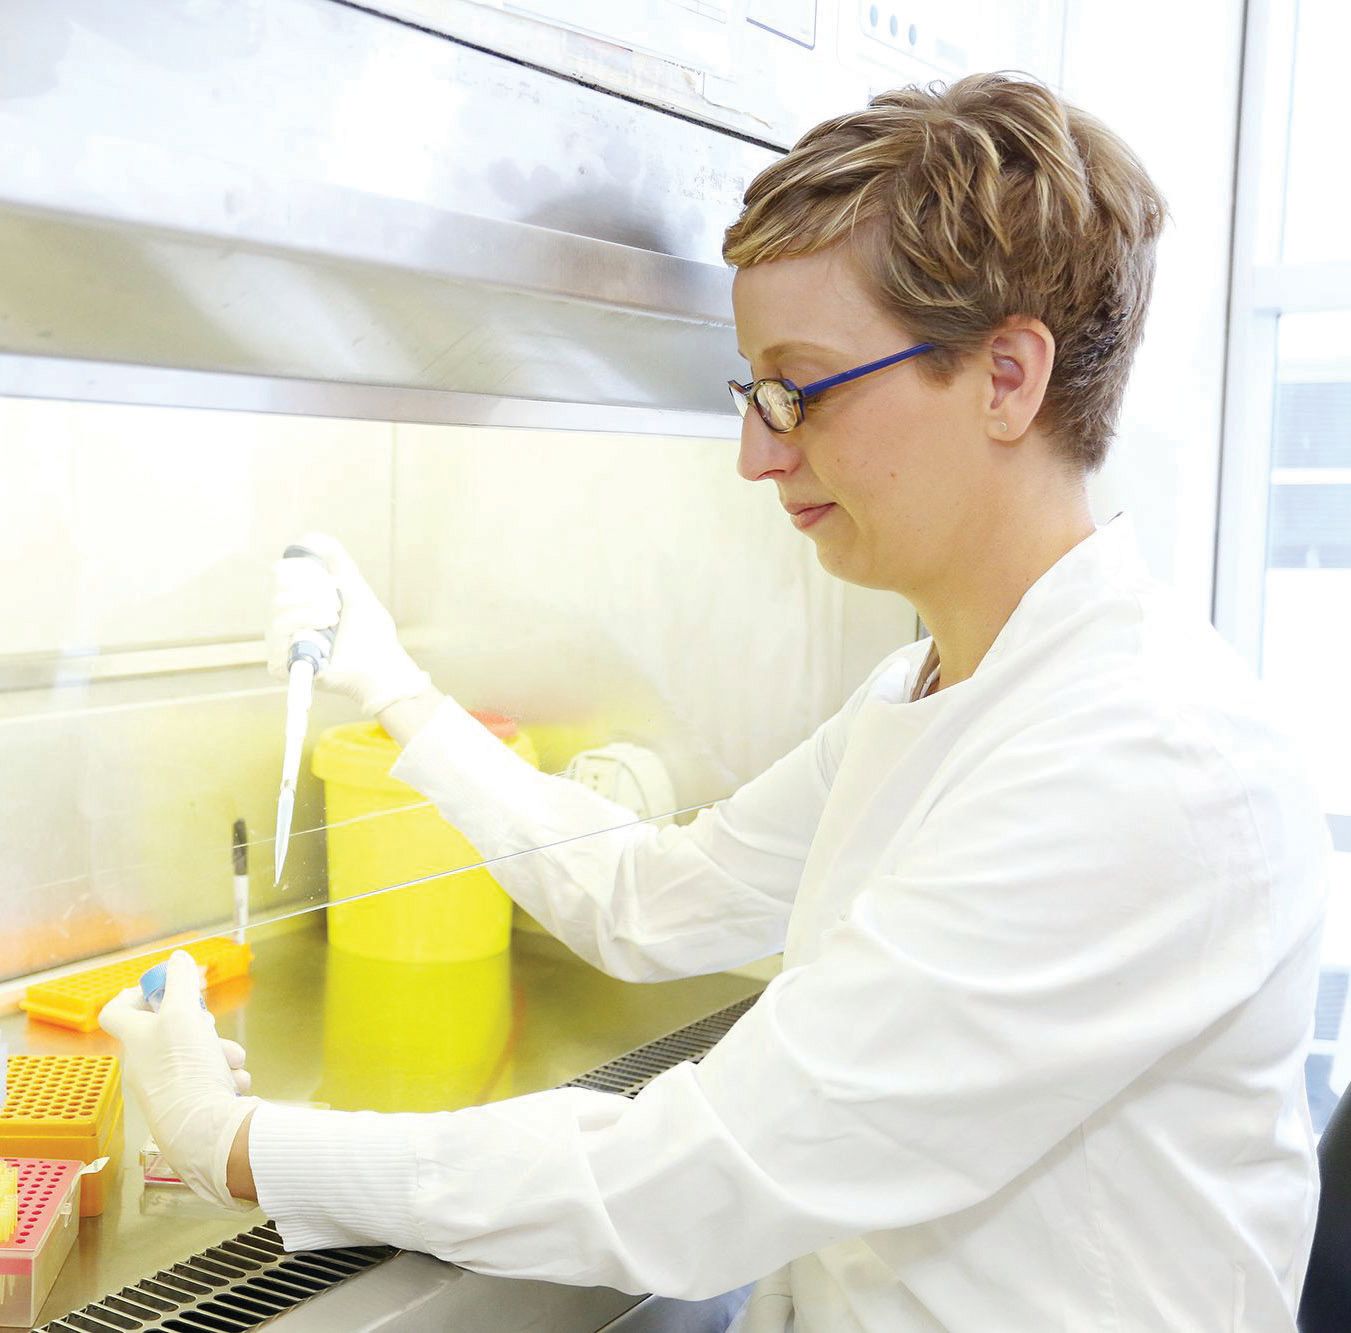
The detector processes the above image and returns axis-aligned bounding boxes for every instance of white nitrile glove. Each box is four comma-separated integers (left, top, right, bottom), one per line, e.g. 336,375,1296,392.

265,532,431,718
99,951,259,1210
220,1038,253,1095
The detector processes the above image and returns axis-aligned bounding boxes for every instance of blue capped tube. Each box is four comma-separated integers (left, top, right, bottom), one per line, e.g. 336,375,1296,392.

138,961,207,1014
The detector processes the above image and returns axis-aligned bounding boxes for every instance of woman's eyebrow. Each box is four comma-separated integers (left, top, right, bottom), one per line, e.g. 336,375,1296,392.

737,340,839,361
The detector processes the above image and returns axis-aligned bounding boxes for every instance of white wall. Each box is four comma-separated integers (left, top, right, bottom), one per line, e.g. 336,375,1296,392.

0,397,396,654
1064,0,1244,616
391,425,914,800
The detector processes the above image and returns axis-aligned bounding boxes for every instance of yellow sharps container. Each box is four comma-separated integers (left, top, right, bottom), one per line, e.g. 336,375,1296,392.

312,713,537,962
319,949,514,1111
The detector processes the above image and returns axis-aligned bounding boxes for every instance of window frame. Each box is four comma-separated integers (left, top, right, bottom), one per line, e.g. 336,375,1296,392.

1216,0,1351,669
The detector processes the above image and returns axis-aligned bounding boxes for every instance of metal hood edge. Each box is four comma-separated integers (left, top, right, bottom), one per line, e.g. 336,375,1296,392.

0,0,777,415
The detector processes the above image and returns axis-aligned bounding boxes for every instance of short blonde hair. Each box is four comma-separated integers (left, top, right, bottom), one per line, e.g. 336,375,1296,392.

723,73,1167,473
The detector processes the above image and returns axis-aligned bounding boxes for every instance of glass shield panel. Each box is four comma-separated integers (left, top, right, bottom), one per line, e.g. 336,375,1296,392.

0,394,916,987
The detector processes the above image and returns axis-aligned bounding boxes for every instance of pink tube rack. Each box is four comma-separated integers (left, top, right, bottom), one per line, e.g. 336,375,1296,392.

0,1158,82,1328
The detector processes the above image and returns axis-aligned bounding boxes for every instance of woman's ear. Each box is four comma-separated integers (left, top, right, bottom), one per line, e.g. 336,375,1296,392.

986,318,1056,442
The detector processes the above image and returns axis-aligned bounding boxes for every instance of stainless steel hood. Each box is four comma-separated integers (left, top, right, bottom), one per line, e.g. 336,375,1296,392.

0,0,776,417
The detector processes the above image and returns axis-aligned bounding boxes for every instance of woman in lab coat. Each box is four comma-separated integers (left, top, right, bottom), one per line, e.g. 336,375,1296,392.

102,72,1331,1330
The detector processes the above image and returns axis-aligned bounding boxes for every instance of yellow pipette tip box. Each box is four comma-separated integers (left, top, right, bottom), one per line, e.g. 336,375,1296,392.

0,1056,122,1217
0,1160,16,1245
21,937,252,1034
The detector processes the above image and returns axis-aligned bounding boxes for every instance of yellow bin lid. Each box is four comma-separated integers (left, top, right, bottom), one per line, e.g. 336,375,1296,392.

312,713,522,795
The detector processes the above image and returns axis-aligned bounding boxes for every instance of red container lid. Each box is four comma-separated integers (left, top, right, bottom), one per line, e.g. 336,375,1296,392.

470,710,518,742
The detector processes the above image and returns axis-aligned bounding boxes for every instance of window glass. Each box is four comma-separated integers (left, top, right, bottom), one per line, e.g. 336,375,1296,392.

1282,1,1351,263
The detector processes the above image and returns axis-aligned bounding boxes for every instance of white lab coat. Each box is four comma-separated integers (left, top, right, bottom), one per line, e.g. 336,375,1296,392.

252,514,1331,1331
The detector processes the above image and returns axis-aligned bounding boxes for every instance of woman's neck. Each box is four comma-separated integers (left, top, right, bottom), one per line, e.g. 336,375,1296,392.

913,493,1096,693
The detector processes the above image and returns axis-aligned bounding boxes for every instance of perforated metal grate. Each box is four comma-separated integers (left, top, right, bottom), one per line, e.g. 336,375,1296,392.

565,993,760,1099
36,1222,393,1332
37,992,761,1330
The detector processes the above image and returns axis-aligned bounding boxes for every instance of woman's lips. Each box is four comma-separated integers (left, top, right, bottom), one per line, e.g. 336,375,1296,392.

790,503,835,531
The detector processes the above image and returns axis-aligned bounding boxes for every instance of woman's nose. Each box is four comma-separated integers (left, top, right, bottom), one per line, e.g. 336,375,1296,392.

736,412,801,482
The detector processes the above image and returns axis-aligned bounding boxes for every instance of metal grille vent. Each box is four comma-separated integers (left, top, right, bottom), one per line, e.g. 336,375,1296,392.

37,1222,393,1332
566,993,760,1098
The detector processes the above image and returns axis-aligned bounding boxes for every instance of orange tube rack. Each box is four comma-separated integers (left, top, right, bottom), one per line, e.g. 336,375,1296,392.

21,938,252,1034
0,1056,122,1217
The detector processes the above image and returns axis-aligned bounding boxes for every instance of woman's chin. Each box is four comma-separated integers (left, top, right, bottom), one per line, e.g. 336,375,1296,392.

814,539,899,594
813,536,862,585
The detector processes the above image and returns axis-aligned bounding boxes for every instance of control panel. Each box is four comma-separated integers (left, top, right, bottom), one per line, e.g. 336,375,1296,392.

360,0,1065,148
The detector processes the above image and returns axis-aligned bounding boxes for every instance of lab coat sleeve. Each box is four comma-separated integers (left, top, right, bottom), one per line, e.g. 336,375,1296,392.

386,659,908,981
253,686,1328,1294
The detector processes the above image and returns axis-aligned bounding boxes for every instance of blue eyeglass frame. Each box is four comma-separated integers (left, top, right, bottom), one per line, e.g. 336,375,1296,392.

728,341,937,433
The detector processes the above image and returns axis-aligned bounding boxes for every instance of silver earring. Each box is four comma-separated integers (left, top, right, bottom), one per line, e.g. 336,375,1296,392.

996,421,1008,433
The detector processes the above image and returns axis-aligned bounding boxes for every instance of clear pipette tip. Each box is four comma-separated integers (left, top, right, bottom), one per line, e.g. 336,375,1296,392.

274,784,295,886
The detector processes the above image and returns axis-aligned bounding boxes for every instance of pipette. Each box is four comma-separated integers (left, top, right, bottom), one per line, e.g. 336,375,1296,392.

273,545,338,886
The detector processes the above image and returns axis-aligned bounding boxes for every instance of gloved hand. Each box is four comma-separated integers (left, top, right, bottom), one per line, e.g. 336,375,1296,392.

99,951,259,1209
265,532,431,718
220,1038,253,1095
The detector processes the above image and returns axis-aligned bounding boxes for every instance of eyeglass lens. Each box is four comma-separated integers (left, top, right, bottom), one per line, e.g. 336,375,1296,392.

753,380,800,432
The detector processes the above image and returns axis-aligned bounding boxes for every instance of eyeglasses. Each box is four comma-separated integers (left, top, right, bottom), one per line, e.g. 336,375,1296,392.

727,342,936,433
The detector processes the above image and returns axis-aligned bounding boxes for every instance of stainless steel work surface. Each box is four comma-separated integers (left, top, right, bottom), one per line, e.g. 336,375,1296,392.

260,1252,643,1331
0,920,762,1325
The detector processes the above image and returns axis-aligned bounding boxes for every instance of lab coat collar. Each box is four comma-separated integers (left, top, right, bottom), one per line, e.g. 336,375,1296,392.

972,510,1148,679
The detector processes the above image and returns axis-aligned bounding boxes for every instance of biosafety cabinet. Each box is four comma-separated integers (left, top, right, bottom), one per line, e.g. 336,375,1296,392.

0,1,1066,1326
